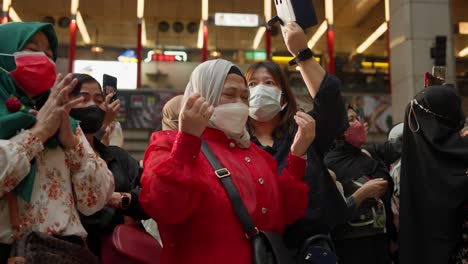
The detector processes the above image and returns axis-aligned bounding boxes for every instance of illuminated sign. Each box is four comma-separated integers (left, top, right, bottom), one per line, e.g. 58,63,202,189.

361,61,389,69
214,13,259,27
118,49,138,63
245,51,267,61
144,50,188,62
272,56,320,64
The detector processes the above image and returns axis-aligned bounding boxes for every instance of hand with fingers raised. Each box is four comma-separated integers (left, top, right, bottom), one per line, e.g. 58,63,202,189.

179,94,214,137
290,111,316,158
30,73,82,144
102,92,121,129
57,76,85,149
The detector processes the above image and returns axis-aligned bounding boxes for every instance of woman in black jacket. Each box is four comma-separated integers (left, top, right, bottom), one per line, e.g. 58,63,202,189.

68,73,148,258
245,22,349,251
324,106,397,264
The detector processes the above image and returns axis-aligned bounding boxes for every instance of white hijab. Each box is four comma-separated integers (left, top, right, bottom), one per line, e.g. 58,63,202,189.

184,59,250,148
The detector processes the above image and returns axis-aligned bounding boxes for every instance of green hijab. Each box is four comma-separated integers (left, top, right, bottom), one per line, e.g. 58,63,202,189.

0,22,77,202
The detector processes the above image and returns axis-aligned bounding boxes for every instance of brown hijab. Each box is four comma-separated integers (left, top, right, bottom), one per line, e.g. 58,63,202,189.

161,95,183,131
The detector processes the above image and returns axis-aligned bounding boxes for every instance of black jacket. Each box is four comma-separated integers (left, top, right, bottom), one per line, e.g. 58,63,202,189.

252,73,350,248
324,140,396,241
80,139,148,256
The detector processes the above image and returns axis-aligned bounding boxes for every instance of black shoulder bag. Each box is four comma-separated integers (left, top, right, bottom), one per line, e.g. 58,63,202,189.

201,138,295,264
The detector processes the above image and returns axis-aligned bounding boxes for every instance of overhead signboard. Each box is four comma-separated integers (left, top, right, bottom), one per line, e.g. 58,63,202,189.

245,51,267,61
144,50,188,62
214,13,259,27
118,49,138,63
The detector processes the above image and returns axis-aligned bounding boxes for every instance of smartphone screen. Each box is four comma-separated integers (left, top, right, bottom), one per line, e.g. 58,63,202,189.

103,74,118,102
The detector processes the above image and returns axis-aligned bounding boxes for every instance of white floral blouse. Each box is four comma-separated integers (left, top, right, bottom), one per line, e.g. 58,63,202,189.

0,127,114,244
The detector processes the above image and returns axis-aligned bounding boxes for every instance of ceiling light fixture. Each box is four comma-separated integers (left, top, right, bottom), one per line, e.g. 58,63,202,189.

197,20,204,49
76,11,91,44
307,20,327,49
71,0,79,16
202,0,208,21
458,46,468,57
325,0,334,24
8,7,21,22
2,0,11,13
356,22,388,54
142,18,147,46
264,0,272,22
252,0,272,50
91,46,104,53
253,27,266,50
385,0,390,22
137,0,144,19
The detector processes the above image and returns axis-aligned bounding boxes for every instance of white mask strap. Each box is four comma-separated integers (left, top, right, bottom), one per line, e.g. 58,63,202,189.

408,99,420,133
0,53,14,73
281,102,288,111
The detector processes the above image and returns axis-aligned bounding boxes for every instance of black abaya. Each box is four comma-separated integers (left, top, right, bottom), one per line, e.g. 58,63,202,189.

399,85,468,264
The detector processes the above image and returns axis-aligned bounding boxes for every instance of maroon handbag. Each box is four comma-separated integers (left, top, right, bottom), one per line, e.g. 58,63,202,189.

101,224,162,264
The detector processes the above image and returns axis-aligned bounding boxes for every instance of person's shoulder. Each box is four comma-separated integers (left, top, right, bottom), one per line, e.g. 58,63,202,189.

151,130,178,141
148,130,179,149
107,145,133,159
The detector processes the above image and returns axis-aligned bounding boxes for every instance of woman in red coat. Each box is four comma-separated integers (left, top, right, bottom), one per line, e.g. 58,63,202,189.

140,59,315,264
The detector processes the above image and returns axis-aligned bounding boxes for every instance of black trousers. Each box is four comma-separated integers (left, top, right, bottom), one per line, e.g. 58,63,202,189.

335,234,390,264
0,243,11,264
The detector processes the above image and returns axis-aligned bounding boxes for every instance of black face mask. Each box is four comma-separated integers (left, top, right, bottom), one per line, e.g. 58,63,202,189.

70,105,106,134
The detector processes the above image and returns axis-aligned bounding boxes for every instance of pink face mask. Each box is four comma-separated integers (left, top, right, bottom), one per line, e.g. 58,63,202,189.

344,120,367,148
5,51,56,96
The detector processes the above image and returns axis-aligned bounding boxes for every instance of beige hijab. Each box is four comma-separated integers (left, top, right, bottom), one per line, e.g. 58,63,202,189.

184,59,250,148
161,94,183,131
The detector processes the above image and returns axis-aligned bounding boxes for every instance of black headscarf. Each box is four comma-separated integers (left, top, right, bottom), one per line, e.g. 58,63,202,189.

71,73,102,95
400,85,468,264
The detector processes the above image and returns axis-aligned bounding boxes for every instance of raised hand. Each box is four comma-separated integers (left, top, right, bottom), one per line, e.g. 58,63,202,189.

30,73,82,143
57,76,84,148
102,93,121,129
290,111,316,157
179,94,214,137
281,22,308,56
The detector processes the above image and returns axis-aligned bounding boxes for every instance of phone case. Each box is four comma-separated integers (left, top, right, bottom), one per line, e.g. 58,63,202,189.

273,0,318,29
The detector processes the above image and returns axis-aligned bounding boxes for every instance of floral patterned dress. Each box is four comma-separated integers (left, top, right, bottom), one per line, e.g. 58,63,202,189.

0,128,114,244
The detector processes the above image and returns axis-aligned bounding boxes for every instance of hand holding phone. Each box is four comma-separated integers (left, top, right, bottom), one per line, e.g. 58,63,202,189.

424,66,446,88
103,74,118,102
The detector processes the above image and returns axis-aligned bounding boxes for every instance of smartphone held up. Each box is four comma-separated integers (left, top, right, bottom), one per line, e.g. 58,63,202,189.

103,74,118,102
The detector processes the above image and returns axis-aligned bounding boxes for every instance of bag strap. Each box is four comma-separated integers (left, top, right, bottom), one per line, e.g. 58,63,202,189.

6,192,22,241
200,138,259,239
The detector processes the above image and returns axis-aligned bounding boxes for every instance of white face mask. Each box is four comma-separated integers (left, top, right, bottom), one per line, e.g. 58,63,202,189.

249,84,283,121
210,102,249,137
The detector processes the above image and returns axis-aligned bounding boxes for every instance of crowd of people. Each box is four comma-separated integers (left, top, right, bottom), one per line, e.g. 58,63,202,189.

0,20,467,264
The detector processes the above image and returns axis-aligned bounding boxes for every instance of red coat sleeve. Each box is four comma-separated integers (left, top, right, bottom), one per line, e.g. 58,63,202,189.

140,131,203,225
277,153,310,226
